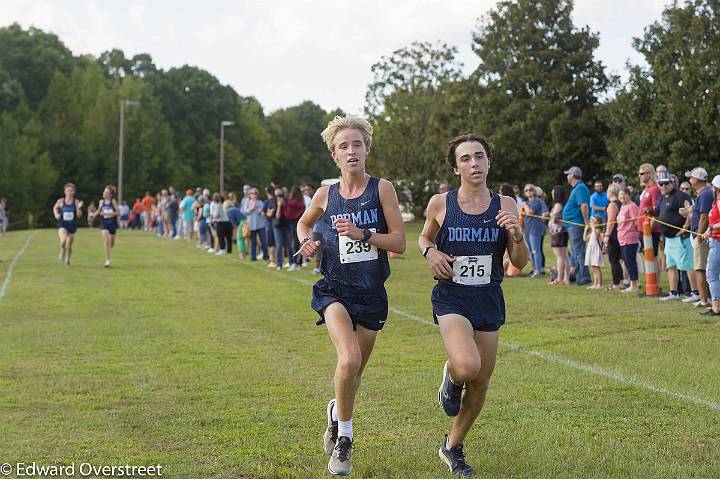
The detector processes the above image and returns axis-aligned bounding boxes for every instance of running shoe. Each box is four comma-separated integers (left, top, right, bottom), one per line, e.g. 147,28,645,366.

694,300,711,308
438,361,463,417
104,260,110,268
659,293,679,301
699,308,720,316
682,293,701,303
312,267,321,275
328,436,352,476
207,248,215,254
58,248,65,262
439,434,474,477
323,399,338,455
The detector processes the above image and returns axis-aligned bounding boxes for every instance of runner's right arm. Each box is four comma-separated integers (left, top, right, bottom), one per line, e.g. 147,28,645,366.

297,186,329,257
53,199,62,220
418,194,455,280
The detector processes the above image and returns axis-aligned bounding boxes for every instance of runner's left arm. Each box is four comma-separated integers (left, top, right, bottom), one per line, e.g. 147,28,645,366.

497,195,529,270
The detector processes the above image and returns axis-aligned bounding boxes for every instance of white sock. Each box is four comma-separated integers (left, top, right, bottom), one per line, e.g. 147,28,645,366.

338,418,353,440
331,401,338,422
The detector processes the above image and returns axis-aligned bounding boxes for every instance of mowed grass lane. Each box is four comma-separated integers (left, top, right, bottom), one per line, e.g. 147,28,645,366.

0,227,718,479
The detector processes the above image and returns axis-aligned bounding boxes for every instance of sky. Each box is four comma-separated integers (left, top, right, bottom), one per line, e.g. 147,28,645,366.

1,0,670,114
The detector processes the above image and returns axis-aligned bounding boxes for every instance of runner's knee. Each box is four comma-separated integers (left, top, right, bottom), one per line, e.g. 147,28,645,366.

337,352,362,378
451,358,481,383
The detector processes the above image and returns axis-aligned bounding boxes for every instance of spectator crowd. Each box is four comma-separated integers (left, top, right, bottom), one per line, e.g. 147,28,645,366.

506,163,720,317
119,182,323,273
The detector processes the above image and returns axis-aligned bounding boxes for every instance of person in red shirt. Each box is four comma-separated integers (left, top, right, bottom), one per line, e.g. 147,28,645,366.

638,163,662,288
702,175,720,316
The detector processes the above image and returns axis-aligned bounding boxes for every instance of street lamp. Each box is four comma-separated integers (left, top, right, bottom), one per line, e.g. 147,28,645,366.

219,120,235,194
118,99,140,207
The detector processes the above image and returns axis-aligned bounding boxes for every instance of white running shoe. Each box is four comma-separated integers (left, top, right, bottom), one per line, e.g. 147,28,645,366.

659,293,679,301
682,293,700,303
207,248,215,254
216,250,226,256
104,260,110,268
312,267,321,275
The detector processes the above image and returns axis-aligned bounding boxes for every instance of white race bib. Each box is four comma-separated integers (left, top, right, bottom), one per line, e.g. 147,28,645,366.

339,228,378,264
452,255,492,286
62,211,74,221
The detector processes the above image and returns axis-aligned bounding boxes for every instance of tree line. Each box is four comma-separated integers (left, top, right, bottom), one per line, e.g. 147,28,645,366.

2,0,719,223
0,24,342,225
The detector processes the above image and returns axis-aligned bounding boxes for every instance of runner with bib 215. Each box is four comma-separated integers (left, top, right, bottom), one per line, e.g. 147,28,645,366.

418,134,529,477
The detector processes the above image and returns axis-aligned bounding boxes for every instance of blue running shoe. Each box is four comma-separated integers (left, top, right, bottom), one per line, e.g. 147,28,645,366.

438,361,463,416
439,434,474,476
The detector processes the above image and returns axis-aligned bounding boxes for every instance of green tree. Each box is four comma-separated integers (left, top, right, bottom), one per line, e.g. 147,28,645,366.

152,65,277,191
38,61,179,203
603,0,720,176
365,41,464,216
0,23,75,109
268,101,338,186
471,0,613,188
0,105,57,223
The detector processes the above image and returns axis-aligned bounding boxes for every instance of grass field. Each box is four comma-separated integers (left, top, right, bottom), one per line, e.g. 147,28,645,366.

1,225,718,479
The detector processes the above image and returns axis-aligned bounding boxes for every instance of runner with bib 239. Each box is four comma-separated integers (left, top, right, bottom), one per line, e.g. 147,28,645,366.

296,114,406,477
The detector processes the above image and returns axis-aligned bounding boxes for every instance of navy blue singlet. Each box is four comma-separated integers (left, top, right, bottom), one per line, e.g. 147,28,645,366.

434,189,507,288
100,200,117,231
58,199,78,233
318,176,390,291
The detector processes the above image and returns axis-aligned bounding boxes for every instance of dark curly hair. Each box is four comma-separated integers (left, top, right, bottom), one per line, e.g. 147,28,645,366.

446,134,493,169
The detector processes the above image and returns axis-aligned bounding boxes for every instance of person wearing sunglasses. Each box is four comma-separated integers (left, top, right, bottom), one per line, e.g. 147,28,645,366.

612,173,627,189
687,167,713,308
652,171,695,301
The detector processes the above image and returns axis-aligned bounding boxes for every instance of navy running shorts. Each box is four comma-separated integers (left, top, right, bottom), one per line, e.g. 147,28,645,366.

101,219,118,235
58,221,77,234
311,278,388,331
431,282,505,332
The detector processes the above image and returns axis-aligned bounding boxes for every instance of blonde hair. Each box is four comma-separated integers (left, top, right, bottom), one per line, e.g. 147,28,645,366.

320,115,373,152
607,183,620,199
639,163,656,181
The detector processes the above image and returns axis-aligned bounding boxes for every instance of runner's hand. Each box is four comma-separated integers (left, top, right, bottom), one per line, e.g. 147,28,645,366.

426,248,455,280
299,240,320,258
335,218,363,240
496,210,520,238
77,200,84,209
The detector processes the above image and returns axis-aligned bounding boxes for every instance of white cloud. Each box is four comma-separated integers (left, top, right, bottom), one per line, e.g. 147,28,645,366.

1,0,674,112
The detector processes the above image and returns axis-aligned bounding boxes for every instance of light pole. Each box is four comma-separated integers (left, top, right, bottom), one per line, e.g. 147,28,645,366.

219,120,235,194
118,99,140,207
